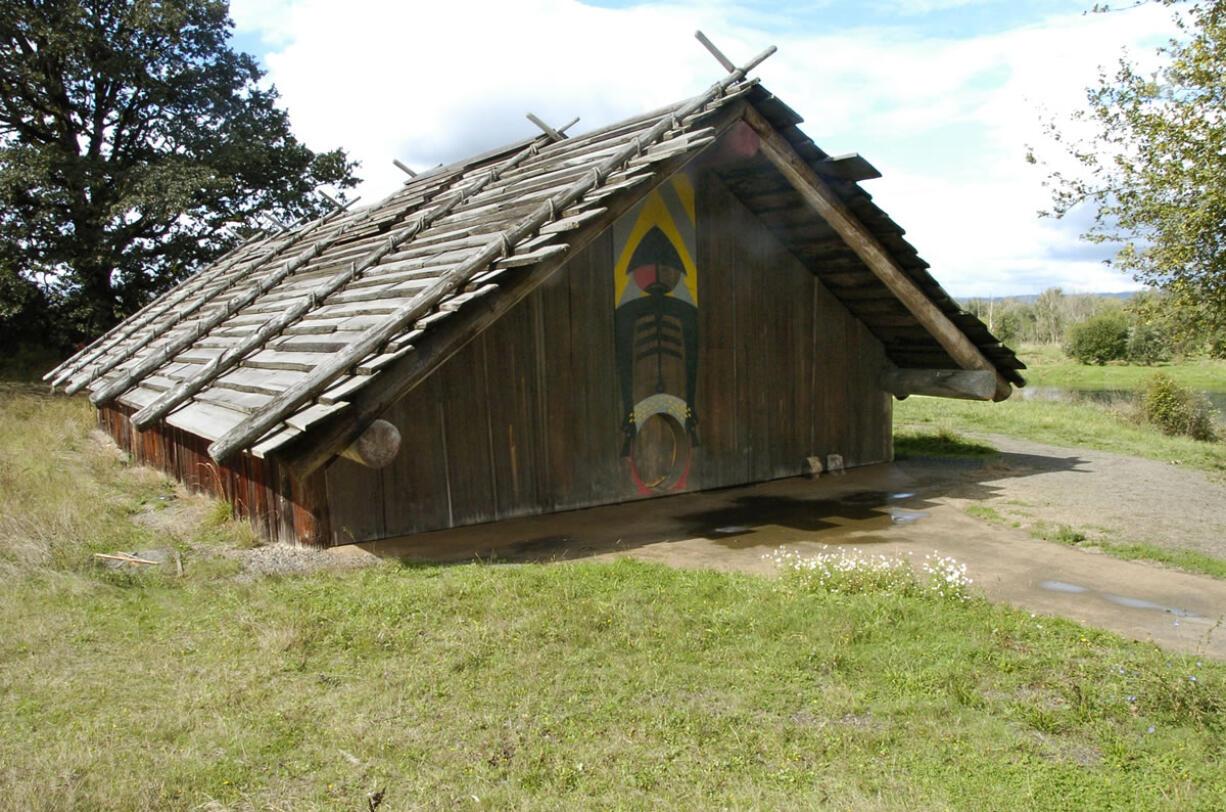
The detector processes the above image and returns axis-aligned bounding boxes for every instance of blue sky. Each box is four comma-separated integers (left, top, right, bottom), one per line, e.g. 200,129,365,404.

227,0,1178,298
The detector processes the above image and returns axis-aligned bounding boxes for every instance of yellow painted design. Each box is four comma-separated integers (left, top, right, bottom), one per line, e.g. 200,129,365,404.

613,176,698,305
672,172,695,226
632,393,690,430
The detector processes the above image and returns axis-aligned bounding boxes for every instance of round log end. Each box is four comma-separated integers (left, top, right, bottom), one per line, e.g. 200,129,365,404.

340,419,401,469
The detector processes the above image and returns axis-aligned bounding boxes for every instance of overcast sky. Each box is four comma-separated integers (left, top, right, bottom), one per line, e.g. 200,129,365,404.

227,0,1178,298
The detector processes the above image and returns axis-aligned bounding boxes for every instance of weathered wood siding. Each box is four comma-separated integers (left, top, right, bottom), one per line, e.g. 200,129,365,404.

98,403,327,545
325,167,892,543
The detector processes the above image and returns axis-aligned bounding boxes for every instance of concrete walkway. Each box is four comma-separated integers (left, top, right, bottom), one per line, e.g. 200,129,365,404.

352,442,1226,660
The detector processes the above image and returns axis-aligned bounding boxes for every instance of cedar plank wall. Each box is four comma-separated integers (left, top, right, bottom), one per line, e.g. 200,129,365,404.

325,166,892,544
97,403,321,544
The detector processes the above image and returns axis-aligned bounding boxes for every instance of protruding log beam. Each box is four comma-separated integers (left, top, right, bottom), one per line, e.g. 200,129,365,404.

741,105,1013,402
880,367,998,401
338,419,401,469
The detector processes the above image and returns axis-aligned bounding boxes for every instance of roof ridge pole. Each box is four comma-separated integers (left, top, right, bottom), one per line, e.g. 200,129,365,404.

46,229,273,388
131,128,564,431
207,45,777,463
64,202,353,397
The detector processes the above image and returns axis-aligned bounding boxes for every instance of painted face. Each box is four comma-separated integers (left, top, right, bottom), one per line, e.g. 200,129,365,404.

628,227,685,296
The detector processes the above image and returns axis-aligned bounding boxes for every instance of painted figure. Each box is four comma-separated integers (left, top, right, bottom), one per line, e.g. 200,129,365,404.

613,174,699,492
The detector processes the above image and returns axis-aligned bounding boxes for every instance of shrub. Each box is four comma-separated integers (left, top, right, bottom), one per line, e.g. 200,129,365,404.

1064,311,1129,365
1125,323,1171,365
1141,372,1218,442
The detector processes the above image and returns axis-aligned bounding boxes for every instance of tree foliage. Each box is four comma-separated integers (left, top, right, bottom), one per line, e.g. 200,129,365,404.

0,0,358,346
1044,0,1226,337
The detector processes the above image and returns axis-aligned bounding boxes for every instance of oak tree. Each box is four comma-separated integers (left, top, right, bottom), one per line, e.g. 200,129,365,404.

0,0,357,347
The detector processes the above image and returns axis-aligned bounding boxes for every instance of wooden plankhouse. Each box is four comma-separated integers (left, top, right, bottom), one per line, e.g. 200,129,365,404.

48,44,1025,547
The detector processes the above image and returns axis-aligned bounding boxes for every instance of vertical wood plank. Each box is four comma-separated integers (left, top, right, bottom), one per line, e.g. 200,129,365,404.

377,372,450,536
482,293,544,517
695,169,740,489
436,332,496,526
565,230,624,505
325,455,384,543
291,468,331,546
537,262,577,510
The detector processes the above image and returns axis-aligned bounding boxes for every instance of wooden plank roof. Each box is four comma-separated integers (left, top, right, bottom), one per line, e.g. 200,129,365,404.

49,64,1024,472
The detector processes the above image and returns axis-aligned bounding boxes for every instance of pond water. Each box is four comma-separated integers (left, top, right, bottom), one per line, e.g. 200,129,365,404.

1019,385,1226,417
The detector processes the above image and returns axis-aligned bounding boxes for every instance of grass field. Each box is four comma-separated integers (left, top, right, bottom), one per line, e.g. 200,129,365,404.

5,557,1225,810
894,395,1226,474
1017,343,1226,392
3,386,1226,809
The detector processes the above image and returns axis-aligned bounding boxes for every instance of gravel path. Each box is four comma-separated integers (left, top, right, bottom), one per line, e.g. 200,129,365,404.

935,433,1226,560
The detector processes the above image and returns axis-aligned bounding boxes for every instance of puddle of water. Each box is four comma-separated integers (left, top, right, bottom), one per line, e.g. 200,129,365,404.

1038,580,1197,616
1102,593,1198,617
889,509,930,525
686,490,935,549
1022,386,1226,425
1039,580,1091,594
838,490,891,505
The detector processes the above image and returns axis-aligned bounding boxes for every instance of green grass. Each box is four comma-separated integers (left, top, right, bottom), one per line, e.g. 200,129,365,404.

893,426,998,459
4,388,1226,809
5,557,1226,810
0,383,257,574
965,505,1022,529
1028,522,1226,580
1017,343,1226,392
894,395,1226,474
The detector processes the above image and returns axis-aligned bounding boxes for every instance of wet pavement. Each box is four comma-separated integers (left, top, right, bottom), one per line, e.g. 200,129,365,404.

351,450,1226,660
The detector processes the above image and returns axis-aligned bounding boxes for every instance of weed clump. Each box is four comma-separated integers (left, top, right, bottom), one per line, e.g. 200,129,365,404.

1141,372,1218,442
768,547,972,602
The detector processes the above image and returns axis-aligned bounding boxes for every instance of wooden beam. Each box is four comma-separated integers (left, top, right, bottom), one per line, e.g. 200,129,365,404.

78,213,340,401
741,105,1012,402
338,419,401,468
526,113,566,142
278,102,752,479
879,367,997,402
46,231,269,388
695,30,736,72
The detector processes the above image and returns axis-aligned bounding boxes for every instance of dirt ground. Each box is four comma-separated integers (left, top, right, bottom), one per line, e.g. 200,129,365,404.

335,434,1226,659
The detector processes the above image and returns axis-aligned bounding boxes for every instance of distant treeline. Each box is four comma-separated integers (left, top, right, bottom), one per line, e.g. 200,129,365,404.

962,289,1225,364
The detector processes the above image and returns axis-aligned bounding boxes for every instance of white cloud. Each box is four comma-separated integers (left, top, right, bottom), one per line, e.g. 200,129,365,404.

756,3,1176,295
229,0,1179,296
230,0,751,195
